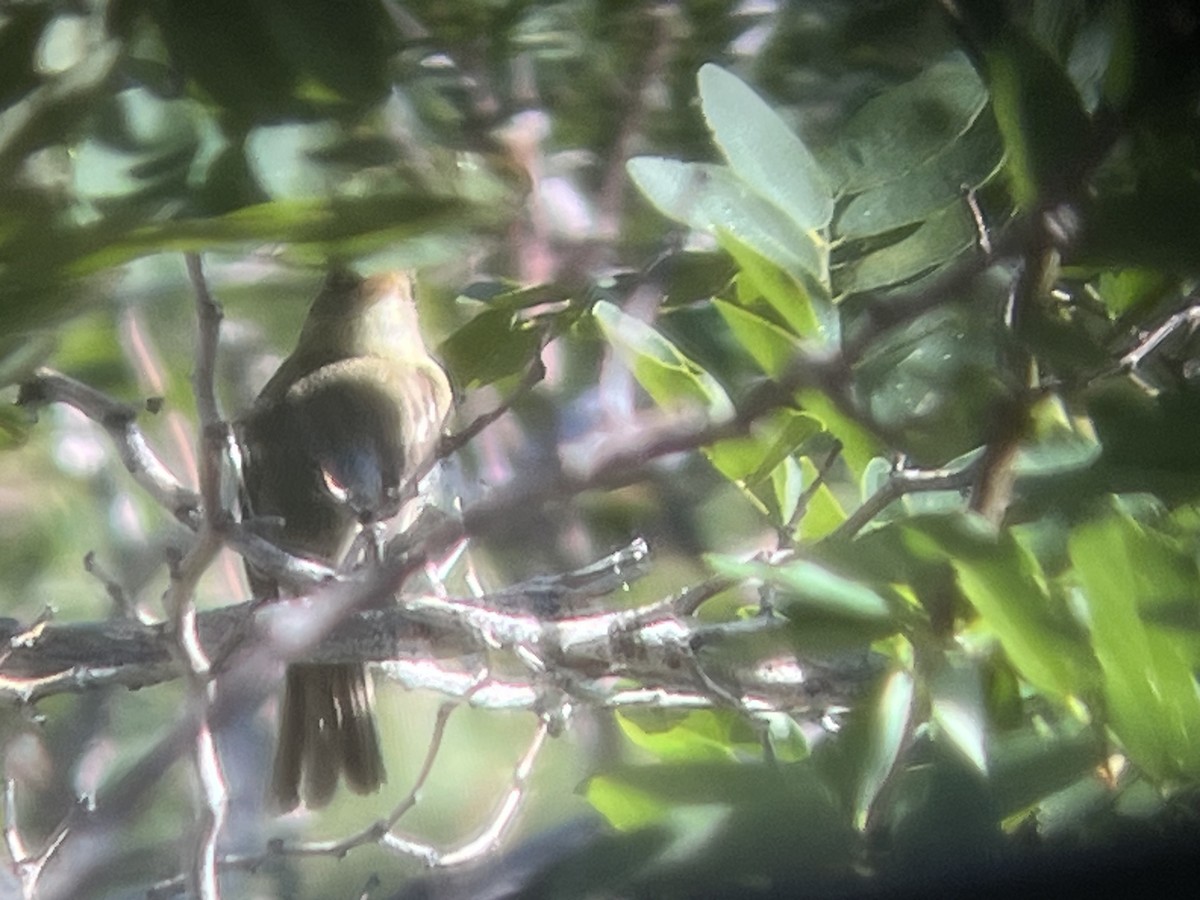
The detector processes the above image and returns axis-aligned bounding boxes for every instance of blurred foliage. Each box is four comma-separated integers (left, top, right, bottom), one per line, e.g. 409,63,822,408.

4,0,1200,897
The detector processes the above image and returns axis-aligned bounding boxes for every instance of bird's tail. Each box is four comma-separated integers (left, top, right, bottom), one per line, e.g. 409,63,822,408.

271,663,385,810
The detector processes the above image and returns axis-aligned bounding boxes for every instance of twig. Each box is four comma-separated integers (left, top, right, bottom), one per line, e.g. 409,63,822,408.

437,353,547,460
82,552,138,620
0,587,873,714
829,457,981,541
18,337,860,898
119,305,200,496
145,703,460,898
1116,298,1200,374
431,713,554,866
4,786,81,900
781,441,843,540
17,370,201,527
3,778,30,896
174,252,228,900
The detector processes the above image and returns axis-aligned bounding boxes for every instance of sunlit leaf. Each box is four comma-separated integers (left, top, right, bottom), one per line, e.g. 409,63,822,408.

712,298,802,378
796,455,846,541
720,234,834,342
585,775,670,832
708,555,893,623
1092,268,1170,319
904,515,1097,700
594,300,734,419
617,709,751,763
796,389,881,479
707,408,822,524
816,667,916,832
930,657,988,774
627,157,827,285
698,63,834,231
1069,509,1200,780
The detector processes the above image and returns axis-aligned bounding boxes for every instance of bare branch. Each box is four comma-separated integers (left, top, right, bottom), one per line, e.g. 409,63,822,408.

17,369,201,528
432,714,552,866
82,552,138,620
144,702,547,897
14,340,871,899
0,589,875,715
175,252,230,900
1116,297,1200,374
829,457,981,541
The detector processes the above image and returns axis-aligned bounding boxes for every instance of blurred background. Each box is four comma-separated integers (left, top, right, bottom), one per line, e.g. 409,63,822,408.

4,1,1200,898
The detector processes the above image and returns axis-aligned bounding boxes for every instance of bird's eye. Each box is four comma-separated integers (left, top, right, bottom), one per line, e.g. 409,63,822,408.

320,467,350,504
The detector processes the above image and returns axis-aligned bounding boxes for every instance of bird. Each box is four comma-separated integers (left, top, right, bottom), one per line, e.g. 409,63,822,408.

237,268,452,809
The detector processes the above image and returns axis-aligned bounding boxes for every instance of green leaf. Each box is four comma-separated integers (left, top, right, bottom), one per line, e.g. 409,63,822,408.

816,668,915,831
1069,510,1200,780
1092,268,1170,319
853,304,1008,465
707,408,822,525
708,407,817,480
796,389,881,480
984,27,1091,208
698,64,834,231
836,115,1004,239
1013,394,1101,478
457,281,571,312
720,234,834,342
824,54,989,195
708,555,893,623
835,200,976,296
586,760,856,878
930,657,988,775
655,251,737,308
585,775,669,832
617,709,752,763
438,308,541,388
71,193,471,274
0,404,34,449
711,298,802,379
989,725,1106,819
795,455,847,542
904,515,1096,700
856,669,915,830
594,300,734,419
627,158,828,285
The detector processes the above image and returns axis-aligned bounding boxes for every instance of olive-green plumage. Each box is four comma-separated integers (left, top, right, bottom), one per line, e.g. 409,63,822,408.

239,269,451,809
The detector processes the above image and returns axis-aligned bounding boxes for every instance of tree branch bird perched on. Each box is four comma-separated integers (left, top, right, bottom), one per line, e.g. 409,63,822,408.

238,269,452,810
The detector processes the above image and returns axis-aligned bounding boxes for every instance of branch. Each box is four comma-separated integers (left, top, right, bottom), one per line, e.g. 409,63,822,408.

15,344,864,899
181,252,229,900
16,370,201,528
829,456,981,541
0,587,877,714
145,706,555,897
